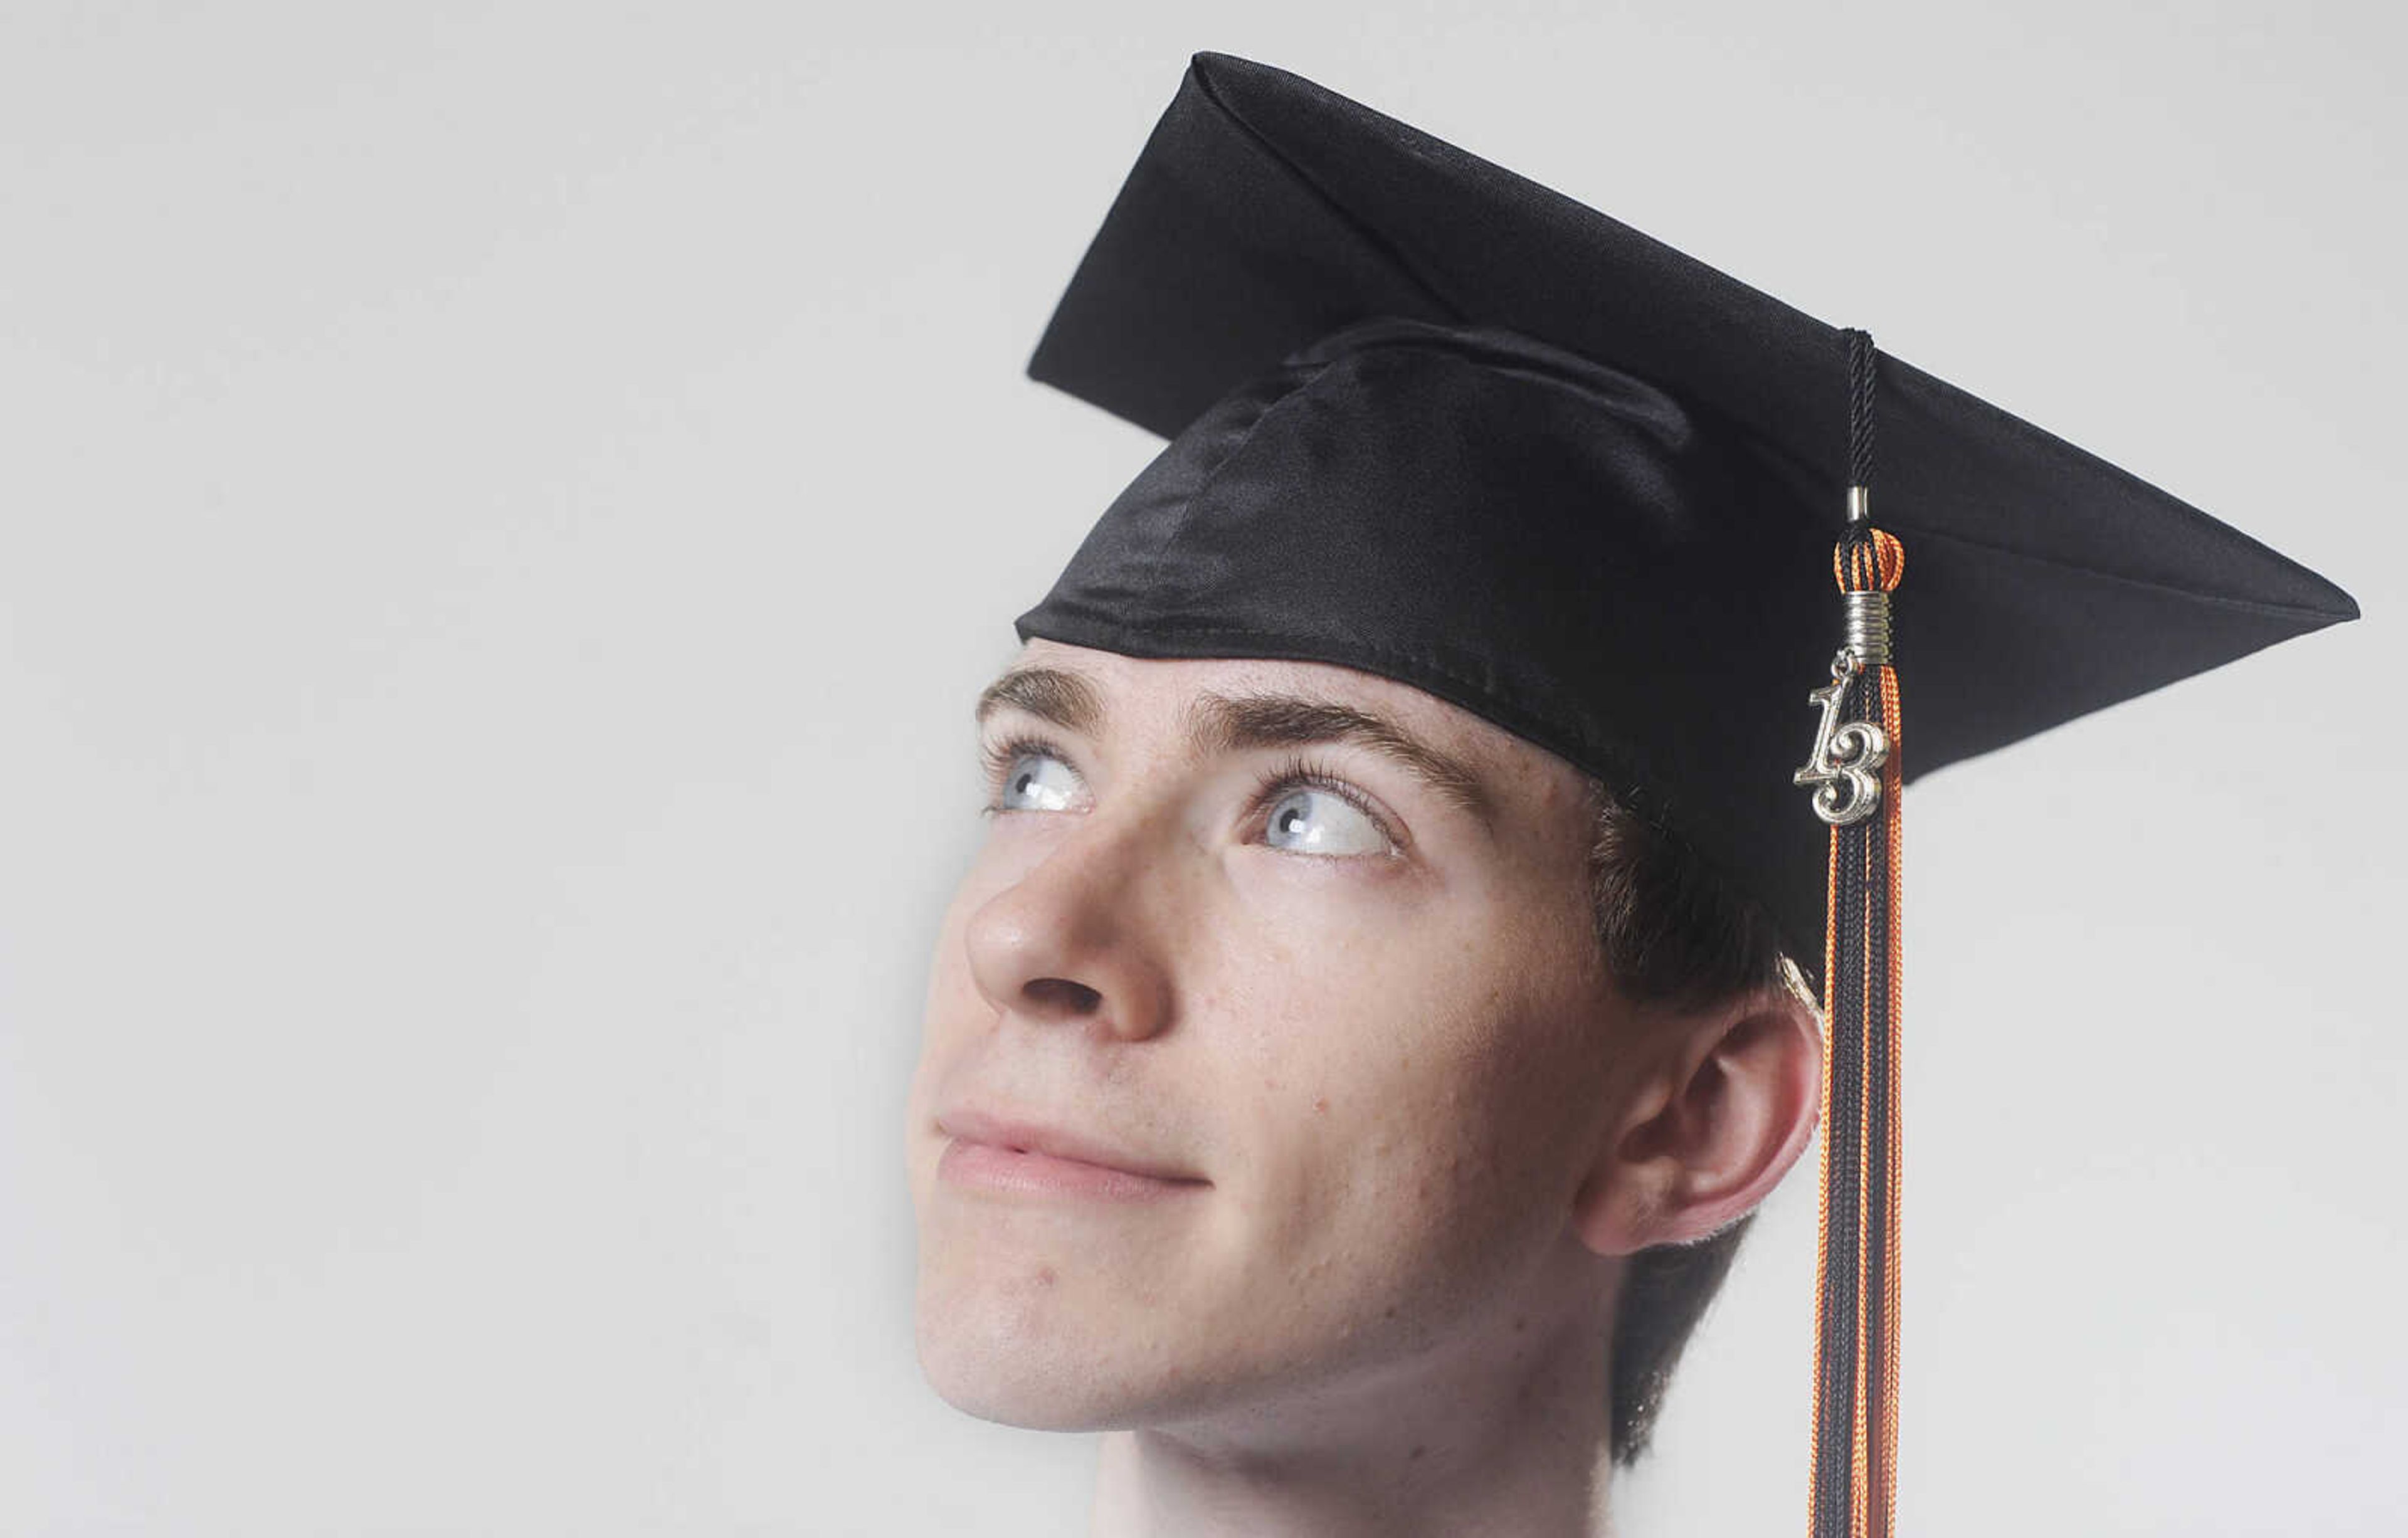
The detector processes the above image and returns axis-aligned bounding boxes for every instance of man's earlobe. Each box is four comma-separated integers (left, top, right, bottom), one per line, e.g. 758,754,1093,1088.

1570,987,1823,1256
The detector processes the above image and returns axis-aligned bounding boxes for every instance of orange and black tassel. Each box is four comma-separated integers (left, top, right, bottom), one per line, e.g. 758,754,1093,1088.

1798,327,1906,1538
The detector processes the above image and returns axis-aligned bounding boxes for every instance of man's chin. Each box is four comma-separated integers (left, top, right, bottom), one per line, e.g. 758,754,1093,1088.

917,1344,1158,1432
913,1305,1235,1433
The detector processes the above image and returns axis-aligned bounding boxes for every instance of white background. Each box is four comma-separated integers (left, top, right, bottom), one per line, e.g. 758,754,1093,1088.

2,3,2400,1534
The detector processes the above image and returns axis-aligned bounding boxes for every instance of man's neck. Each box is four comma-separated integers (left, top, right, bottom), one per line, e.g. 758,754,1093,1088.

1087,1271,1618,1538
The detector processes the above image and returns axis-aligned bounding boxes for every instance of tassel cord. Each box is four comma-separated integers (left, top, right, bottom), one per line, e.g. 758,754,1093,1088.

1807,492,1904,1538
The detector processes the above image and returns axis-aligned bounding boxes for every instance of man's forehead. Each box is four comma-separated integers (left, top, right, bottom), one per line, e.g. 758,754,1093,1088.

1006,638,1526,761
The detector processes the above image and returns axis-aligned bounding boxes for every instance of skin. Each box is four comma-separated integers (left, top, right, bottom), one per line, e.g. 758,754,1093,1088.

905,637,1821,1538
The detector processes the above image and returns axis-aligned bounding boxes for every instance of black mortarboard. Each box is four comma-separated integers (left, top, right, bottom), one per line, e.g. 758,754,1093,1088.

1007,50,2357,1536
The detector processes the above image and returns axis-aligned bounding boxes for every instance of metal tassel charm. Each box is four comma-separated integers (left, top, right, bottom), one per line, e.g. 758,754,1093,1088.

1795,647,1889,827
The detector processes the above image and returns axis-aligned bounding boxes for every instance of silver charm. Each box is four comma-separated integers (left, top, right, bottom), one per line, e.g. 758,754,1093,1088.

1794,649,1889,826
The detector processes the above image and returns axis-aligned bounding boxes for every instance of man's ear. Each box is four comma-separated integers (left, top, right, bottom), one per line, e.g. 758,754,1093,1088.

1570,983,1822,1256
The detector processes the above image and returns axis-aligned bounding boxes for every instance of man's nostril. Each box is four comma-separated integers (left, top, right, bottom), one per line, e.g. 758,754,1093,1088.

1025,976,1104,1014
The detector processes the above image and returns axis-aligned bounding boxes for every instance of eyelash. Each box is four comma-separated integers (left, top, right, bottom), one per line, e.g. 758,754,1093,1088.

976,732,1401,851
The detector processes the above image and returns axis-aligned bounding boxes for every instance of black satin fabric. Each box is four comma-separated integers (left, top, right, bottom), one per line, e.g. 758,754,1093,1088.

1012,53,2358,958
1016,318,1839,951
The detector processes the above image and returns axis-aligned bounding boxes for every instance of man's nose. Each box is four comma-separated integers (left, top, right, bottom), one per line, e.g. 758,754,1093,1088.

961,806,1179,1043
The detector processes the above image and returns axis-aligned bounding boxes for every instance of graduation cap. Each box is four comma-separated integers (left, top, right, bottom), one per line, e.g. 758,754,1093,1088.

1009,50,2357,1537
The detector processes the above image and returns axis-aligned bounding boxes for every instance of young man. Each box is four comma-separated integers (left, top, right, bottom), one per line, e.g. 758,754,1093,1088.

904,53,2353,1538
908,638,1813,1534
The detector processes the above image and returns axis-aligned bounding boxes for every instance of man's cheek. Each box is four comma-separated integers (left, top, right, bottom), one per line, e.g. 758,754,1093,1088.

1264,1088,1462,1262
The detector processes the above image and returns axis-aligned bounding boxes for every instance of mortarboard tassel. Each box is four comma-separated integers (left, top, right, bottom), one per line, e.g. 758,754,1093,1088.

1798,327,1905,1538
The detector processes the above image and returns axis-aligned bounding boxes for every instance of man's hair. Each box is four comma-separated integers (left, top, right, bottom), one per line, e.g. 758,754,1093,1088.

1580,777,1805,1464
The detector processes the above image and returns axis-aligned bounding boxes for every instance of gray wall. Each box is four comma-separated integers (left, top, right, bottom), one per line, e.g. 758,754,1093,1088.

2,2,2399,1534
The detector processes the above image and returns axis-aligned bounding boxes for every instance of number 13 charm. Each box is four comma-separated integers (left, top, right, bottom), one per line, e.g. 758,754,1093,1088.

1795,650,1889,827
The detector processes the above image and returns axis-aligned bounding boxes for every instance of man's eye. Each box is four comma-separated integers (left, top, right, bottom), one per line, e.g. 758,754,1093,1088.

980,739,1397,856
1262,784,1393,857
990,747,1081,813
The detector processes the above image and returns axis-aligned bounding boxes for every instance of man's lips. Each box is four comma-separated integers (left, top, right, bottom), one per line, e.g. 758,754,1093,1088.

936,1105,1209,1196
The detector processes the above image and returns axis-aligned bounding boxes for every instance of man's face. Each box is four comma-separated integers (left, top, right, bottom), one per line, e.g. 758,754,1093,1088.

905,638,1644,1431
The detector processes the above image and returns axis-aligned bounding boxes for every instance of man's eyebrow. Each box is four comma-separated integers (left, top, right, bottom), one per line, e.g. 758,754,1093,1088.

973,666,1496,832
974,665,1106,739
1188,692,1498,832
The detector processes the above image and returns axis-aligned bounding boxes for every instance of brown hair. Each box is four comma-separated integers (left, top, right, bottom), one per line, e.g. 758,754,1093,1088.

1580,778,1805,1464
